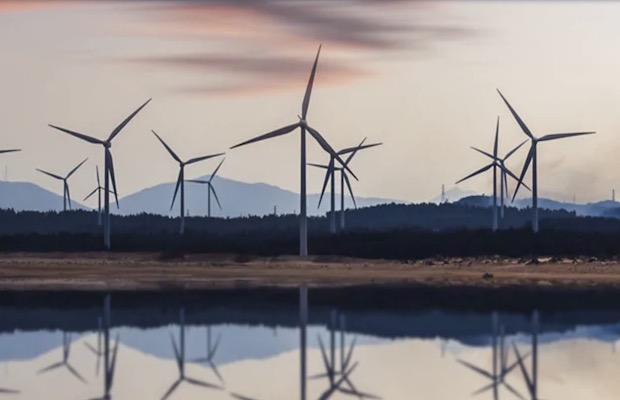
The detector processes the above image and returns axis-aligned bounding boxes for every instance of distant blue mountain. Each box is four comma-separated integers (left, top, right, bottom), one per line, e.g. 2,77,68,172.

457,195,620,218
0,180,88,212
115,175,403,217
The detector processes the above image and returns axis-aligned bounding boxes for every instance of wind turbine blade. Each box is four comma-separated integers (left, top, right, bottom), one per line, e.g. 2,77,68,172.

308,163,330,169
109,334,120,388
496,89,535,139
49,124,104,145
538,131,596,142
210,185,222,210
471,146,496,160
96,165,101,187
302,44,322,119
455,163,494,184
504,140,528,161
36,169,63,180
230,123,299,149
38,362,63,374
502,164,531,191
512,146,534,202
306,125,358,180
471,382,495,396
230,393,257,400
108,98,151,142
160,379,182,400
457,359,494,379
209,361,224,383
343,142,382,166
317,335,333,377
0,388,19,394
106,149,119,207
0,149,20,154
83,188,98,202
152,130,181,163
84,342,99,355
170,169,182,211
66,158,88,179
342,336,357,370
185,377,223,390
337,137,367,156
209,158,225,182
66,363,87,383
512,343,534,394
502,381,526,400
188,179,208,184
170,333,183,373
185,152,225,166
317,161,332,209
343,172,357,208
494,116,499,158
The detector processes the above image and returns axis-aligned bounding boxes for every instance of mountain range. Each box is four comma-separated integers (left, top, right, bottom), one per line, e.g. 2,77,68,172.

0,177,402,217
2,178,619,219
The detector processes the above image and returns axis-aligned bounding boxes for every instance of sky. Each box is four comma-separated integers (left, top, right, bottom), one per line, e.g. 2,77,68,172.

0,0,617,207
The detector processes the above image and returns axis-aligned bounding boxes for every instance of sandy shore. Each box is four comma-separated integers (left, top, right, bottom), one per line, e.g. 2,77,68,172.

0,252,620,291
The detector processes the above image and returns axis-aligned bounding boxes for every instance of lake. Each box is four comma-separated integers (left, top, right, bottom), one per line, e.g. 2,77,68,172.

0,287,618,399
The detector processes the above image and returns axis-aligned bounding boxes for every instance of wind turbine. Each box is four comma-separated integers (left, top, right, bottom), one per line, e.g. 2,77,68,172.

497,89,595,233
161,308,223,400
38,332,87,383
84,316,104,376
313,311,379,399
456,118,524,231
152,130,224,234
84,166,117,226
188,158,225,218
37,158,88,212
310,138,382,234
458,313,524,400
90,294,120,400
475,141,528,219
513,311,540,400
191,326,223,383
230,45,356,256
49,98,151,249
0,148,20,183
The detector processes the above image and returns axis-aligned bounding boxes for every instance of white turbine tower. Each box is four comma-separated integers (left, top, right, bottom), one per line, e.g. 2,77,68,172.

230,45,356,256
152,130,224,234
498,89,595,233
456,118,523,231
49,99,151,249
310,138,382,233
37,158,88,212
84,166,117,226
188,158,225,218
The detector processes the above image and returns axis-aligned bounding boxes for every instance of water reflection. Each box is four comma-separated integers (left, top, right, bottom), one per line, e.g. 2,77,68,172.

161,308,223,399
38,332,87,383
0,288,618,399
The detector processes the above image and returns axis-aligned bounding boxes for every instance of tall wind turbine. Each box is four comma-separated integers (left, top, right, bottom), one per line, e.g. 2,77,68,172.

152,131,224,234
38,332,87,383
49,99,151,249
230,45,356,256
311,138,382,233
497,89,595,233
456,118,524,231
84,166,117,226
188,158,225,218
37,158,88,212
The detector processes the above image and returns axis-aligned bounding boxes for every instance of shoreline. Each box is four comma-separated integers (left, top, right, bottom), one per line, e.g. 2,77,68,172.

1,252,620,292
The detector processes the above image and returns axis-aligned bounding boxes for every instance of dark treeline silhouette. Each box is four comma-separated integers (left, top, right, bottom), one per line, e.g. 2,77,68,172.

3,203,620,257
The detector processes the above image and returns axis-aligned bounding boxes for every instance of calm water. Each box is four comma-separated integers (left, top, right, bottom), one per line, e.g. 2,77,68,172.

0,288,618,399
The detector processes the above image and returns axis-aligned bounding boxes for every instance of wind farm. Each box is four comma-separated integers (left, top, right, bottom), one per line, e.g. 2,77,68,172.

3,2,620,398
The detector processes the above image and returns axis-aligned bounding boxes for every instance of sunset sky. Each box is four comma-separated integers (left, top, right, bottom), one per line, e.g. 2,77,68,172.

0,0,617,206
